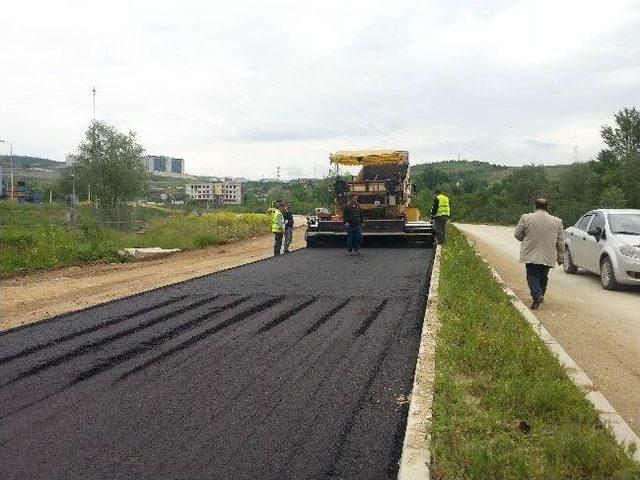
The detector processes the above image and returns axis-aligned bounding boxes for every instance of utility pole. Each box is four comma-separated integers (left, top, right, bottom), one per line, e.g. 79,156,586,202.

276,166,281,182
573,146,578,163
90,87,96,204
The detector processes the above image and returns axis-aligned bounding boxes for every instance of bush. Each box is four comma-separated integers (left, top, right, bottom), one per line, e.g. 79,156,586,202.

0,231,37,248
78,217,105,242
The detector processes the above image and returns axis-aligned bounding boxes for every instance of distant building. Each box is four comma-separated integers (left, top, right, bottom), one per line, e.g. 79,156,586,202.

185,180,242,204
144,156,185,175
221,180,242,205
185,183,221,201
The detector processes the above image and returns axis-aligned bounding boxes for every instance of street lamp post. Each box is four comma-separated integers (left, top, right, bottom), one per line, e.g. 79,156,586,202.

0,139,13,200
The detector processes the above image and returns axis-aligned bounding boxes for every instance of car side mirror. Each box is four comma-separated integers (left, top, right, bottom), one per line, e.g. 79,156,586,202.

588,226,602,238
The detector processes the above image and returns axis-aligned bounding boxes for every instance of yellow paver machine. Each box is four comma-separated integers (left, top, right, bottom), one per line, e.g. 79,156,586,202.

305,150,434,247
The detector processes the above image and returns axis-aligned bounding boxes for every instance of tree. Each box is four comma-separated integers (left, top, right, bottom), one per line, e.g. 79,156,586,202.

501,165,550,205
598,107,640,207
601,107,640,158
459,172,488,194
416,165,451,190
72,121,147,205
53,169,88,200
558,162,598,203
599,185,627,208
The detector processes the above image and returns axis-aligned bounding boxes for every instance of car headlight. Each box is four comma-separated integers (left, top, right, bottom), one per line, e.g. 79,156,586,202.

619,244,640,259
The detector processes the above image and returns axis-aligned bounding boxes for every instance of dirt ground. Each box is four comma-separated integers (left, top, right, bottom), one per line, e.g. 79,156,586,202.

0,223,307,331
457,223,640,436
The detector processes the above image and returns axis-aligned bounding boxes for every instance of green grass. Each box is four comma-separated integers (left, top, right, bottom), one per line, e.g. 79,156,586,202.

0,201,270,277
431,225,640,479
116,212,270,250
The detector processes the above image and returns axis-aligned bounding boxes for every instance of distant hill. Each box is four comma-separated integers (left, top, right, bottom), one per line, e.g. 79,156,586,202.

411,159,572,184
0,155,66,183
412,160,509,183
0,155,65,170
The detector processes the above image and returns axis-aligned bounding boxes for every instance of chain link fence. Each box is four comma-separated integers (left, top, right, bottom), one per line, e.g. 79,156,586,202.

0,199,162,233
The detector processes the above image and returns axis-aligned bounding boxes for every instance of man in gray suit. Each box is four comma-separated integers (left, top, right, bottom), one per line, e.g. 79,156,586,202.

514,198,565,310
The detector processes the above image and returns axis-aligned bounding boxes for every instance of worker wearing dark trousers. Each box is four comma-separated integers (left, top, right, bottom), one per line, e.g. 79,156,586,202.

343,195,364,255
282,204,294,253
431,189,450,244
268,201,285,256
514,198,565,310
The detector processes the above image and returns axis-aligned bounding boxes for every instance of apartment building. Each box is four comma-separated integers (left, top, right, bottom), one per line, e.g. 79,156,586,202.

185,179,242,204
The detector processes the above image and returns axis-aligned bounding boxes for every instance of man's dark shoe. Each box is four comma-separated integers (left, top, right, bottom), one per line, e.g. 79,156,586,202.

530,298,542,310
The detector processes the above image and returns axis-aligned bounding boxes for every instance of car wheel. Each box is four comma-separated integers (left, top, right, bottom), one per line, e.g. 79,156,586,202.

600,256,619,290
563,247,578,274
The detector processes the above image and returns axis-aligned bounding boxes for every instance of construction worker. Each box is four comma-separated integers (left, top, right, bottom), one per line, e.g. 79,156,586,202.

282,203,294,253
268,201,286,256
343,195,364,255
431,188,450,244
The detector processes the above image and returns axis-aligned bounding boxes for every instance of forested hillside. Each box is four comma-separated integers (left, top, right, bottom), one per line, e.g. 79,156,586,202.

412,107,640,226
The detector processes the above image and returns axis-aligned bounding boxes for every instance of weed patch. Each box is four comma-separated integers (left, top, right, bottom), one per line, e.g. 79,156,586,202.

0,202,271,277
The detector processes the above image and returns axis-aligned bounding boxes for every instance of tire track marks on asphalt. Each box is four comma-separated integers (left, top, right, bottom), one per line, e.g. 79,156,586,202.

117,295,285,380
0,248,434,480
1,296,220,387
0,295,189,364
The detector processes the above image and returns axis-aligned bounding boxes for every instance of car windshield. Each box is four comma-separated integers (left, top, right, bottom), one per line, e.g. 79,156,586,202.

609,214,640,235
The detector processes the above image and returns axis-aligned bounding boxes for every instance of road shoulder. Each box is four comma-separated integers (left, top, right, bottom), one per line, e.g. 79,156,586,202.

1,225,306,330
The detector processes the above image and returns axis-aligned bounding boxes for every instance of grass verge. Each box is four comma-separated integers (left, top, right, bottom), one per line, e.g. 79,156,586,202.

0,204,270,277
430,225,640,479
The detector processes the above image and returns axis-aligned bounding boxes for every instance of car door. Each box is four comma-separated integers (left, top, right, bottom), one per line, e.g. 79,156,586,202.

581,212,605,272
568,213,594,267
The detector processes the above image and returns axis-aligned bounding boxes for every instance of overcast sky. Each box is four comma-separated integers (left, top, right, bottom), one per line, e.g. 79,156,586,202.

1,0,639,179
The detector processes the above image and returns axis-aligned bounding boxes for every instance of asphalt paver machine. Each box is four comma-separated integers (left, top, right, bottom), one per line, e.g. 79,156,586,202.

306,150,433,247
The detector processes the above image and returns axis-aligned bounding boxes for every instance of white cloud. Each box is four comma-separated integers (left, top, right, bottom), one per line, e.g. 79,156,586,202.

0,0,639,178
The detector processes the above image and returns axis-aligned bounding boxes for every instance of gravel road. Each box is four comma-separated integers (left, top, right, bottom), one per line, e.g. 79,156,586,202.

457,223,640,436
0,247,434,480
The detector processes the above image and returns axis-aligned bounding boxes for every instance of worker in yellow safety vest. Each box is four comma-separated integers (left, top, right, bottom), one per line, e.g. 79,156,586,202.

267,200,286,256
430,189,450,244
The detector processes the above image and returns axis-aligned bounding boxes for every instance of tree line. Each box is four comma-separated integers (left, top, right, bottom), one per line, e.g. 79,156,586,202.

18,107,639,226
412,107,640,226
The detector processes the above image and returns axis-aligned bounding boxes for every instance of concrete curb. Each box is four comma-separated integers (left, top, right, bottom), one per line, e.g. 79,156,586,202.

471,246,640,463
397,245,441,480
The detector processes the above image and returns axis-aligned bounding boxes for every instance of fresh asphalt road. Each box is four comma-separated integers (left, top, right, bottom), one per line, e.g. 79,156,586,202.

0,247,434,480
457,223,640,436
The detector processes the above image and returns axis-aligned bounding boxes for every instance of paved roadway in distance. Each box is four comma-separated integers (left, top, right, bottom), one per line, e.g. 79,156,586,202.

0,247,434,480
457,223,640,436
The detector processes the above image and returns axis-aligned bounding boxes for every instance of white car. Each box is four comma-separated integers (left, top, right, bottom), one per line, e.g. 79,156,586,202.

563,209,640,290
